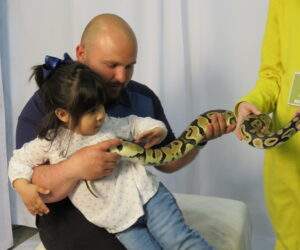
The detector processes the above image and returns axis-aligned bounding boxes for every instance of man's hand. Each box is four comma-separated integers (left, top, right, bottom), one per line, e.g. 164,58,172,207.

205,113,236,141
235,102,261,140
134,127,167,149
13,179,50,216
67,138,122,180
31,139,122,203
156,113,235,174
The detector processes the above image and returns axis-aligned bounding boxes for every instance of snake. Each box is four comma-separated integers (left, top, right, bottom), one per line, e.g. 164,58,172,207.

85,110,300,197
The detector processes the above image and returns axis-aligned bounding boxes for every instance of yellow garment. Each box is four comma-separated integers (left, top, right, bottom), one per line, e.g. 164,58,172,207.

238,0,300,249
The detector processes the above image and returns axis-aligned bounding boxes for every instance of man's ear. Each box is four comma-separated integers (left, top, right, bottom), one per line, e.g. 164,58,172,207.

55,108,70,124
76,44,86,63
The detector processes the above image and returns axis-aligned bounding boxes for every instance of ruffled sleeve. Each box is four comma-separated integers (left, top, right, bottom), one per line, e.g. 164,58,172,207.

8,137,52,185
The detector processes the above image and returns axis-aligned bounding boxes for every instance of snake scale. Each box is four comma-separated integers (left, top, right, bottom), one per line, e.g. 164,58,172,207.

85,110,300,197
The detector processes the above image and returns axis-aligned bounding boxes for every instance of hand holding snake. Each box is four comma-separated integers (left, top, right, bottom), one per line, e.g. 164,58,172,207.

235,102,262,140
235,102,300,148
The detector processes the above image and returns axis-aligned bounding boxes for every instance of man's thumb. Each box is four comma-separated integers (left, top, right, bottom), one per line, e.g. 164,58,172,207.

247,103,261,115
37,187,50,195
97,139,122,151
252,107,261,115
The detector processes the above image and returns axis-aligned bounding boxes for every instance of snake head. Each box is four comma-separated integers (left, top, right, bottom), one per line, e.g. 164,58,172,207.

109,140,145,160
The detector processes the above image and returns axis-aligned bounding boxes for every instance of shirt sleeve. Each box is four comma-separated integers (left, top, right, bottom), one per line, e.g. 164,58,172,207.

150,90,176,145
128,115,167,140
237,0,282,114
106,115,167,142
8,137,51,185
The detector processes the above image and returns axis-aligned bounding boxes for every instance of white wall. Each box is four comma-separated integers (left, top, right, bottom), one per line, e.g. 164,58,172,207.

4,0,274,249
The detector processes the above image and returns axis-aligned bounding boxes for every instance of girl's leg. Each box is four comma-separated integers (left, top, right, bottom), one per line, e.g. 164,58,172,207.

145,183,213,250
116,216,162,250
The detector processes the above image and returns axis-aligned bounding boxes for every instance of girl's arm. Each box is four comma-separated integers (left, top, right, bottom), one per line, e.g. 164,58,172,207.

107,115,167,143
9,138,52,214
13,178,50,215
9,137,51,186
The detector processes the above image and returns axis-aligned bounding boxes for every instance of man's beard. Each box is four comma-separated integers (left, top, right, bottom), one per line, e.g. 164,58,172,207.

105,83,124,103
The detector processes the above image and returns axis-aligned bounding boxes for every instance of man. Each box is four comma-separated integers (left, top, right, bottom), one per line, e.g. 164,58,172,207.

235,0,300,249
17,14,235,249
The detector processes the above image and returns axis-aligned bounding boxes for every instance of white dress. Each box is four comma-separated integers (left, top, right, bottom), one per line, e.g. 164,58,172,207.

9,115,167,233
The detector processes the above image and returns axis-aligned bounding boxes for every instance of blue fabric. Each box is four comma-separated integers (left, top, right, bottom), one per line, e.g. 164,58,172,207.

107,91,154,118
42,53,72,79
116,183,214,250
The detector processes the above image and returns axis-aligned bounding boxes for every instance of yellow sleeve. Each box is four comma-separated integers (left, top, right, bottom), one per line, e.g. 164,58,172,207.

238,0,282,114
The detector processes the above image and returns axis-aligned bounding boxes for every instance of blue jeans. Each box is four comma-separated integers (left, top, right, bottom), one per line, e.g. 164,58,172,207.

116,183,214,250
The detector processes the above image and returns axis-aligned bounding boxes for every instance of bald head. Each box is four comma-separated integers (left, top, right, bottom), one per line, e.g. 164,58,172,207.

76,14,138,101
81,14,137,51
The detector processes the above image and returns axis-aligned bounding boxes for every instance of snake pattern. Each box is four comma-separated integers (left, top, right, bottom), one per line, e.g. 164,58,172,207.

85,110,300,197
240,113,300,148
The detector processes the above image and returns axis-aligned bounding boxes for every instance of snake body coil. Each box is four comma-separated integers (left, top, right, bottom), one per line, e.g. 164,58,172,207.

86,110,300,197
110,110,235,164
240,113,300,149
110,110,300,163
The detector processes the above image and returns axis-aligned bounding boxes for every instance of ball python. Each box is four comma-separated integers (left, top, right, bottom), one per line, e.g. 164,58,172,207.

85,110,300,197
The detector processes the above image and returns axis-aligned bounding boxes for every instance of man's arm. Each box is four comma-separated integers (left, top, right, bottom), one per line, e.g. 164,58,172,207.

156,113,236,173
156,148,199,173
32,140,121,203
31,161,78,203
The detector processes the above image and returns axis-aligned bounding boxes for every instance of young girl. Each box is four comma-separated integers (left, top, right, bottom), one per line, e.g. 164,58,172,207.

9,56,213,250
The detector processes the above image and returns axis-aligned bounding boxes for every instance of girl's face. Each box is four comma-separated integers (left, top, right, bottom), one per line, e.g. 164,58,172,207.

74,105,106,135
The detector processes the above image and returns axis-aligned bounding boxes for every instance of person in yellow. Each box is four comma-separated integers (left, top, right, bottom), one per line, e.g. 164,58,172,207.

235,0,300,249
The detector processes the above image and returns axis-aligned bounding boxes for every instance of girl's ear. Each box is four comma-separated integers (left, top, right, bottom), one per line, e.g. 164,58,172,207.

55,108,70,124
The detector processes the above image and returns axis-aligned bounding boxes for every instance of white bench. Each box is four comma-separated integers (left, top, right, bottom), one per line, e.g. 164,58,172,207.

174,194,251,250
33,194,251,250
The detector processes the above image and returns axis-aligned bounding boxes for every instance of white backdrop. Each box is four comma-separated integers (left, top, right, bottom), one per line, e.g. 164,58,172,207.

0,55,13,250
0,1,13,249
1,0,274,249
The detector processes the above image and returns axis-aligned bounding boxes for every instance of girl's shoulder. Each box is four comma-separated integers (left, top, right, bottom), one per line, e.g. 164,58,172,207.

16,136,53,156
42,127,73,151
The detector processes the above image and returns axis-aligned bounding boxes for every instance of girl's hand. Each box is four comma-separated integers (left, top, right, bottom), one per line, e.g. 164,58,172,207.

134,127,167,149
13,179,50,216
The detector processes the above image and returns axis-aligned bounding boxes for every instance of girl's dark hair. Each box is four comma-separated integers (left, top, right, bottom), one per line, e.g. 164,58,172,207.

31,61,107,141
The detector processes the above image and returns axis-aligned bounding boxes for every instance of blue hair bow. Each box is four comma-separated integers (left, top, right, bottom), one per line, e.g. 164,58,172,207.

42,53,73,79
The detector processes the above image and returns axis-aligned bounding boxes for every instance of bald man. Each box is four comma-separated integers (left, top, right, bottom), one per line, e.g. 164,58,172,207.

16,14,234,249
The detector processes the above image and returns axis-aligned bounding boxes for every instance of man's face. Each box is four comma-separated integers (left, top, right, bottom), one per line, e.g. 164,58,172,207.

78,36,137,100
